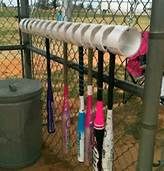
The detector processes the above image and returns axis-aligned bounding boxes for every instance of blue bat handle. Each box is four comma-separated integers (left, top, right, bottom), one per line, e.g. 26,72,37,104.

77,111,85,162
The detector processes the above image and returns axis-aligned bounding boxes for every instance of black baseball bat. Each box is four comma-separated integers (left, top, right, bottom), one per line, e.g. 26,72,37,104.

45,38,55,133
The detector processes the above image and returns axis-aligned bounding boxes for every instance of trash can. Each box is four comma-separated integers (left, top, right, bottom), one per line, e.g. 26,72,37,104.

0,79,42,168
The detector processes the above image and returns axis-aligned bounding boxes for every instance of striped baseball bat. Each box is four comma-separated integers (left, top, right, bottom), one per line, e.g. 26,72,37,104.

45,38,55,133
102,53,116,171
77,46,85,162
62,42,70,154
84,48,94,165
92,50,105,171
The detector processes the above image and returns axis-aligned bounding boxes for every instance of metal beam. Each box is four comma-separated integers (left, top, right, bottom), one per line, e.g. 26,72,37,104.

27,45,144,98
20,0,32,78
137,0,164,170
0,45,24,51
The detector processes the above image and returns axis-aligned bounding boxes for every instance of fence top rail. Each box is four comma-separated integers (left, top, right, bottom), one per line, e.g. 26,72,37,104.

19,18,141,57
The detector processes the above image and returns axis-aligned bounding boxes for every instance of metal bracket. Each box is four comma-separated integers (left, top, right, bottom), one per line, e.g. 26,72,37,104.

149,32,164,39
153,160,164,168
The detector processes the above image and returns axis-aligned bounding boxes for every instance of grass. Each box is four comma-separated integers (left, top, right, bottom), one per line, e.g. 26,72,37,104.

0,7,17,18
0,17,20,45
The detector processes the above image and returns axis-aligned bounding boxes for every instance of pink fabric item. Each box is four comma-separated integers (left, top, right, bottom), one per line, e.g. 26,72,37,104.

126,31,149,78
85,95,93,127
94,101,105,129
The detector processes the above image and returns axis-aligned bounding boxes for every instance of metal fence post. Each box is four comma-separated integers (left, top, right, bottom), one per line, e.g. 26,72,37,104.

137,0,164,170
20,0,32,78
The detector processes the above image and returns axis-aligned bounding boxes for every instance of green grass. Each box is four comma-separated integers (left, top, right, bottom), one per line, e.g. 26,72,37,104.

0,29,18,36
0,16,20,45
0,7,17,18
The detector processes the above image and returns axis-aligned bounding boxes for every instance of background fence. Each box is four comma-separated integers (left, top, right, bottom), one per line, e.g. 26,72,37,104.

1,0,162,170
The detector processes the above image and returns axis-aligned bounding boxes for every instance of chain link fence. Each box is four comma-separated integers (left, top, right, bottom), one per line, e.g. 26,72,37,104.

0,0,23,79
1,0,161,170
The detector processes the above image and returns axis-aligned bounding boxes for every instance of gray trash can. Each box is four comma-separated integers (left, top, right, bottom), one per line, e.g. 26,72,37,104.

0,79,42,168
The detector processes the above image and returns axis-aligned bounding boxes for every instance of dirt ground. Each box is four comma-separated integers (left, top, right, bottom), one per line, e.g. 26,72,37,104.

0,105,163,171
0,50,125,78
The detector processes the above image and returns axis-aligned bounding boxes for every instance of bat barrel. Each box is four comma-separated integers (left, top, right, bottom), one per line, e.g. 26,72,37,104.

102,52,116,171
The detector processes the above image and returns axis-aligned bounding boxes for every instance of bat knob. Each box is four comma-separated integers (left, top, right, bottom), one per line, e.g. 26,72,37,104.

47,114,55,133
47,123,55,133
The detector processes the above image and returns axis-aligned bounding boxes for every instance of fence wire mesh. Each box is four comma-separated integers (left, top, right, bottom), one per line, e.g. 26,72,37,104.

0,3,20,45
1,0,161,170
0,0,23,79
0,50,22,78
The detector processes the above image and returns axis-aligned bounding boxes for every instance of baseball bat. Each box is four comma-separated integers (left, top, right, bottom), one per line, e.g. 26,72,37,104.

102,53,116,171
92,50,105,171
62,42,71,154
84,48,94,165
61,0,72,154
77,46,85,162
45,38,55,133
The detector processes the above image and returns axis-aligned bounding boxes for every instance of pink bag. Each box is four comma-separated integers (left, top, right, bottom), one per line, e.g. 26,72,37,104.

126,31,149,78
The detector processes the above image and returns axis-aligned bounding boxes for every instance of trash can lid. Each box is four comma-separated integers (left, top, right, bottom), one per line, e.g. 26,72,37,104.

0,79,42,103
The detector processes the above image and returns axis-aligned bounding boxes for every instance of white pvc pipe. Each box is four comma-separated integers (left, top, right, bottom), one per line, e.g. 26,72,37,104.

73,23,91,46
45,21,57,38
51,21,65,40
57,22,72,42
83,24,103,48
39,20,52,37
65,23,81,43
103,25,141,57
26,18,40,34
34,20,49,35
93,25,115,52
19,19,142,56
19,18,26,32
19,18,31,33
30,19,41,35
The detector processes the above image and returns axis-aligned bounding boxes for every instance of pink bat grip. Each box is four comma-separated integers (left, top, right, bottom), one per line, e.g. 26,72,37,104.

85,95,92,128
64,84,68,98
62,84,70,154
94,101,105,129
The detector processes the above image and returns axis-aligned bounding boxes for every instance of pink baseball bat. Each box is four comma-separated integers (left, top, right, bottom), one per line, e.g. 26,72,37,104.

62,43,70,154
92,50,105,171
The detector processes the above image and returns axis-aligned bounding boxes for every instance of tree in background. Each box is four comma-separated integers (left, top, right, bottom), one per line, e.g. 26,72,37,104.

50,0,61,8
35,0,49,9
